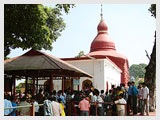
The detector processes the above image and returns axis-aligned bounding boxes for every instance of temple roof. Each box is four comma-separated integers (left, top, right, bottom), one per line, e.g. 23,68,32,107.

90,20,116,52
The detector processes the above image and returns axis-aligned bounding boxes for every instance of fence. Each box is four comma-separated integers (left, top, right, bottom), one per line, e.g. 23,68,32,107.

90,102,127,116
4,104,43,116
4,102,127,116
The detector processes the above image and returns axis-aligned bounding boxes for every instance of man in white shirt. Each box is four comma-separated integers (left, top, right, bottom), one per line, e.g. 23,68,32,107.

142,82,149,116
114,93,127,116
51,97,62,116
90,91,97,115
138,83,143,114
31,96,39,116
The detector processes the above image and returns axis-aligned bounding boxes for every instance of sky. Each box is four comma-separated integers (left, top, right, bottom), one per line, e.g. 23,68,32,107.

8,4,156,67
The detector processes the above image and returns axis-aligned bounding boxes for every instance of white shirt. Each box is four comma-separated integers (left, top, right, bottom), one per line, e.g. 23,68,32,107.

138,88,143,99
143,86,149,100
51,101,62,116
33,101,39,112
115,98,126,111
97,96,104,107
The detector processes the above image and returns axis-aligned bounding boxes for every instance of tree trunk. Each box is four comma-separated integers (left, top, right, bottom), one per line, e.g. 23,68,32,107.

144,33,156,112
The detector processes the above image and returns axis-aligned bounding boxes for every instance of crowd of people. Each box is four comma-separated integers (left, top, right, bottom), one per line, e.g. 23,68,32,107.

4,81,150,116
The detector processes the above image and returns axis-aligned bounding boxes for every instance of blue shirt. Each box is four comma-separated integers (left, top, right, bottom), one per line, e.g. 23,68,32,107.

4,99,13,115
128,86,133,96
11,102,17,116
132,86,138,96
57,95,65,105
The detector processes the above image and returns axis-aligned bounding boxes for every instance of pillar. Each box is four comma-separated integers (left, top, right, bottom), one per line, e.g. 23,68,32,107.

50,74,53,92
25,76,28,95
36,77,38,94
62,77,64,95
32,77,35,96
71,78,73,92
12,75,16,97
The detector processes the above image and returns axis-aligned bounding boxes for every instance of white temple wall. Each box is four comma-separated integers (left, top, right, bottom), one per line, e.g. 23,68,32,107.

67,59,121,92
104,59,122,91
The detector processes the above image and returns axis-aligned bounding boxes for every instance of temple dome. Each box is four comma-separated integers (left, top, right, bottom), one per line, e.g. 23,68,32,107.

97,20,108,32
90,20,116,52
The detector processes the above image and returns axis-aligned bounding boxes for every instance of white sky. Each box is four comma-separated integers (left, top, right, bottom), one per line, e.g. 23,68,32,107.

8,4,156,66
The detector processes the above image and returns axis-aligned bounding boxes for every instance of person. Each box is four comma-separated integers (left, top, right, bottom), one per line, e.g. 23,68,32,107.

10,96,17,116
43,95,53,116
104,90,112,115
142,82,149,116
18,96,31,116
131,81,138,115
51,97,62,116
57,91,65,105
114,93,127,116
36,89,44,115
100,90,105,100
58,98,66,116
31,96,39,116
78,95,90,116
95,89,104,116
65,90,72,116
127,82,132,115
4,94,13,116
90,90,97,115
138,83,143,114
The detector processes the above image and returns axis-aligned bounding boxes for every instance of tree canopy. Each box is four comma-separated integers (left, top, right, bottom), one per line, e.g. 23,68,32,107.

75,51,85,58
4,4,74,58
129,63,147,80
148,4,156,18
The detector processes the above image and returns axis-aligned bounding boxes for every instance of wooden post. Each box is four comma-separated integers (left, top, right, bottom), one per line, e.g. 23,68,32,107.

125,104,127,116
11,75,16,97
36,77,38,94
30,104,35,116
32,77,35,96
25,76,28,95
71,78,73,92
13,76,16,97
62,77,64,95
50,74,53,92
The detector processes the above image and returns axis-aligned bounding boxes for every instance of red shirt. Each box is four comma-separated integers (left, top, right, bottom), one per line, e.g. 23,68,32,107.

78,99,90,111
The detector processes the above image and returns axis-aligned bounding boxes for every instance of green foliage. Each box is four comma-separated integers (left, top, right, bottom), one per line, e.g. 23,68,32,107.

75,51,85,58
4,4,74,58
129,63,147,80
56,4,75,14
148,4,156,18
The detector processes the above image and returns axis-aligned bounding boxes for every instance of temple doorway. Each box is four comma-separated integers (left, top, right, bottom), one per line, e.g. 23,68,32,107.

82,79,92,91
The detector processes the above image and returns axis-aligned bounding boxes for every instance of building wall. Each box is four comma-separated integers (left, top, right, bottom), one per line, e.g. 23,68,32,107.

104,59,121,91
66,58,121,92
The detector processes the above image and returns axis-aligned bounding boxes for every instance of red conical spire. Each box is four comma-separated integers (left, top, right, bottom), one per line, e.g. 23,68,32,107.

90,20,116,52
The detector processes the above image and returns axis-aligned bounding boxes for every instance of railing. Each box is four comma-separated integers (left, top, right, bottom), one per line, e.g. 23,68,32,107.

4,102,127,116
4,104,43,116
92,102,127,116
74,102,127,116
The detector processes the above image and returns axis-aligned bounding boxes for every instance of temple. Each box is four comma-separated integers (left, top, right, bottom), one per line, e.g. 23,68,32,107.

61,13,129,91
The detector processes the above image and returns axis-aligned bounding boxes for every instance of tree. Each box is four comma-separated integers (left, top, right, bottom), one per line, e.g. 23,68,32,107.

75,51,85,58
129,63,147,80
4,4,74,59
144,4,156,112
